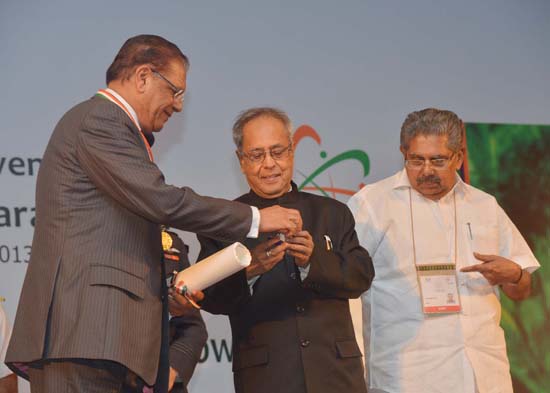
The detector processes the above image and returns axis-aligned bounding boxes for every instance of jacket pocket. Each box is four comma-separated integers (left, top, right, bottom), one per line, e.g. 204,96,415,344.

335,339,362,358
232,345,269,371
89,264,145,300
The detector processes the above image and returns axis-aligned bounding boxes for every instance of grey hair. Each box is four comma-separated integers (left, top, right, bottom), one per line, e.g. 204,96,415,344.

400,108,465,153
106,34,189,84
232,107,293,151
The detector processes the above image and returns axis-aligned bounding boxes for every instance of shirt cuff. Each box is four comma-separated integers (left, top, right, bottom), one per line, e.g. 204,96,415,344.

298,264,311,281
247,275,260,295
246,206,260,238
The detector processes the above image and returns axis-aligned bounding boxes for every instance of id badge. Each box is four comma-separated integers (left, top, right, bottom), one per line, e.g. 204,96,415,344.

416,264,461,314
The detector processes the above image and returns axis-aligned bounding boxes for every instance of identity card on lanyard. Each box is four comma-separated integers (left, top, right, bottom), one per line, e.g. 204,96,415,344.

409,189,462,314
416,263,461,314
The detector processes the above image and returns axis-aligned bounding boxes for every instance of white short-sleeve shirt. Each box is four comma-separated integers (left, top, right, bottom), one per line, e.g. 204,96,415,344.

348,169,540,393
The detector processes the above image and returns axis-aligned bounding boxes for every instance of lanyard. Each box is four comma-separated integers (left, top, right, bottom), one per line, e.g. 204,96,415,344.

95,89,154,162
409,188,462,314
409,188,457,267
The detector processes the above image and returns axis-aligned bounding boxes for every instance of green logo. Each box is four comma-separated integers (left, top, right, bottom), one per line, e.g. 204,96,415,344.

293,125,370,199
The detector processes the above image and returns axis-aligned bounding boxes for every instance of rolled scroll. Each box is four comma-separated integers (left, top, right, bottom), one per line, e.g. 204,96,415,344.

174,242,251,293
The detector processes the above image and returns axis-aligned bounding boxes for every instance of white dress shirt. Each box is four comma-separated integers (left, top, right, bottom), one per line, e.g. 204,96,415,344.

0,304,13,379
347,169,540,393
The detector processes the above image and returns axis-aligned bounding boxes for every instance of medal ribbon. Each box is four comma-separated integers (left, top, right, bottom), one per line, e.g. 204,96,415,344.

96,89,154,162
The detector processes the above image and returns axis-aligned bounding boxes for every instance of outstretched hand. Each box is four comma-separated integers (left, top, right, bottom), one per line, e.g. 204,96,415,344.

259,206,302,236
460,252,522,286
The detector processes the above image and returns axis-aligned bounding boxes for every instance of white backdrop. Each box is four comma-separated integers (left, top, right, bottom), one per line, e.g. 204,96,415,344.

1,0,549,391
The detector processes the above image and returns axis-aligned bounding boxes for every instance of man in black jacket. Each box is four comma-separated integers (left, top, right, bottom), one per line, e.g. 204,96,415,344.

163,229,207,393
198,107,375,393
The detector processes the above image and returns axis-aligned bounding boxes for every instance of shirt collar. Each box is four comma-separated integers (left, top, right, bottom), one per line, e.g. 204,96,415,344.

105,88,141,129
394,167,412,189
245,181,299,207
104,88,155,146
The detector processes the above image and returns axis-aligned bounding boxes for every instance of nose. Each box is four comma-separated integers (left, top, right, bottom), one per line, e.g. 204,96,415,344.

262,152,276,168
420,160,436,174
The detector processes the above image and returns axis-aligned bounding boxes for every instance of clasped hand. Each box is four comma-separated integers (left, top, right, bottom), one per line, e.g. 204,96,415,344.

246,231,314,279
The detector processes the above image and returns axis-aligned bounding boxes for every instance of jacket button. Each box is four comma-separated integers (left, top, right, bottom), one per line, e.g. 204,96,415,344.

296,305,305,313
301,339,310,348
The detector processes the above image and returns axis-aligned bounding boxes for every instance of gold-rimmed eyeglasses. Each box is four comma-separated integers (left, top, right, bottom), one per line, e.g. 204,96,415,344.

405,154,456,170
239,144,293,164
152,69,185,102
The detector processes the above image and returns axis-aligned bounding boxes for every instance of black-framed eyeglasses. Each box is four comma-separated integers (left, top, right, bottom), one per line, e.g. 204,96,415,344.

239,144,293,164
405,154,455,169
152,70,185,102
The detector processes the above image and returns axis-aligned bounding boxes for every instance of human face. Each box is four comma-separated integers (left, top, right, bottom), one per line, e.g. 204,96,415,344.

239,116,294,199
401,134,463,200
141,60,186,132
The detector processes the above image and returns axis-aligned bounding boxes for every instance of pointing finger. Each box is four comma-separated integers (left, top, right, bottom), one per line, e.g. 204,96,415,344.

460,263,486,273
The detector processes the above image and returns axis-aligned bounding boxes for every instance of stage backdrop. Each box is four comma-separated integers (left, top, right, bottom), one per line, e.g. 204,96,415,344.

1,1,549,392
465,123,550,392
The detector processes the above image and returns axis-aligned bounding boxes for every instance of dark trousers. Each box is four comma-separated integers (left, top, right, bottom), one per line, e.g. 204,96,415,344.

27,359,148,393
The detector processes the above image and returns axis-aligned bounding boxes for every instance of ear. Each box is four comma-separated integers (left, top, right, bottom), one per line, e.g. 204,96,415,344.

455,149,465,168
134,65,151,94
236,150,246,173
399,145,407,159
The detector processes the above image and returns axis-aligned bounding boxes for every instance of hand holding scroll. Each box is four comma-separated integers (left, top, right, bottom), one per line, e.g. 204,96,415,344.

168,284,204,315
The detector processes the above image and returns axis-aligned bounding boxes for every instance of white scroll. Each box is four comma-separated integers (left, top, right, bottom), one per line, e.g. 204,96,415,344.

174,242,251,293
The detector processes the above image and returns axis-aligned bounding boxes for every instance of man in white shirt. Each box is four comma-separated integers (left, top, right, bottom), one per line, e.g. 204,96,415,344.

1,303,17,393
347,108,540,393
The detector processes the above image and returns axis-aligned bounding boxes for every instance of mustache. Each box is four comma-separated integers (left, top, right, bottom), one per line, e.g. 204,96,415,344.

417,175,441,185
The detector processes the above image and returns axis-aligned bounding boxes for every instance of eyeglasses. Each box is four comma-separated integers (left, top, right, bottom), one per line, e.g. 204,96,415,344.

152,70,185,102
405,154,455,169
240,144,293,164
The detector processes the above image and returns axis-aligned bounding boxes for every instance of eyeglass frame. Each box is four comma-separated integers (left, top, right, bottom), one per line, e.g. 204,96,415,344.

151,69,185,101
404,153,458,170
238,143,293,164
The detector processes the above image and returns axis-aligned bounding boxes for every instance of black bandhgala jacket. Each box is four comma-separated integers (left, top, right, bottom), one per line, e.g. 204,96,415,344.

198,182,375,393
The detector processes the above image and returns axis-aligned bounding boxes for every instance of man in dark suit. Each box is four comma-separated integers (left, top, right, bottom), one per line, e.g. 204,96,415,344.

6,35,302,393
198,107,375,393
162,229,207,393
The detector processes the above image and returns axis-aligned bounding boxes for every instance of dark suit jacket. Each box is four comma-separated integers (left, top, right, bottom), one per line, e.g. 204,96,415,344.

164,229,207,393
6,95,251,387
198,183,374,393
168,312,205,393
